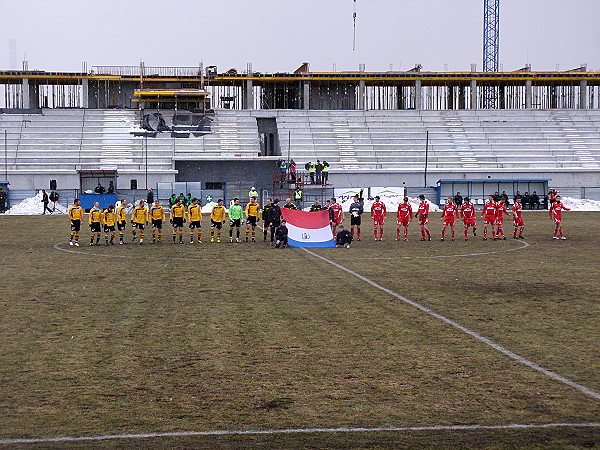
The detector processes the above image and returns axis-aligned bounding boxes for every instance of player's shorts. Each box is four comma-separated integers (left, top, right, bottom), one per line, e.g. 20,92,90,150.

443,217,455,226
133,222,145,230
70,219,81,232
263,219,271,228
350,215,362,226
152,219,163,229
172,217,184,227
117,221,126,231
103,225,115,233
211,220,223,229
495,218,505,226
484,215,496,225
90,222,101,233
418,215,428,225
372,217,385,226
333,217,343,226
189,220,201,229
463,218,476,227
397,219,409,227
229,218,241,227
553,216,562,225
247,216,258,226
513,217,524,227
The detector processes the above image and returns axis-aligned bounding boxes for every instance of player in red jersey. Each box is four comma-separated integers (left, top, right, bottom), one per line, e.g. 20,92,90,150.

415,194,431,241
481,195,498,240
440,197,458,241
396,197,413,241
494,198,511,240
330,197,344,234
370,196,387,241
549,195,570,239
460,197,477,240
512,197,525,239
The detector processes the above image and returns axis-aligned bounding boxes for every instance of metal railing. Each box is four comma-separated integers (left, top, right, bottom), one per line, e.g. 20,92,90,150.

92,66,202,77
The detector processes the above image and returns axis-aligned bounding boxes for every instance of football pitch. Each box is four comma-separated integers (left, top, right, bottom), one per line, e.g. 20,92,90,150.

0,212,598,448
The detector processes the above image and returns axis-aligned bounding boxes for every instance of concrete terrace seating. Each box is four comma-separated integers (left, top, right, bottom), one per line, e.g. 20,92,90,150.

269,109,600,171
1,108,599,175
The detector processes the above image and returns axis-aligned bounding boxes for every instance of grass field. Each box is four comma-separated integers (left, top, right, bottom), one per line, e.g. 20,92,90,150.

0,211,599,448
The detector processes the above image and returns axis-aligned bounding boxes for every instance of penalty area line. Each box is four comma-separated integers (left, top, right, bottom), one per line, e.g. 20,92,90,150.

0,422,598,445
302,248,600,402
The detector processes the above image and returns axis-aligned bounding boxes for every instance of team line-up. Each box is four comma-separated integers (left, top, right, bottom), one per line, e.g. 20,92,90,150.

65,193,571,247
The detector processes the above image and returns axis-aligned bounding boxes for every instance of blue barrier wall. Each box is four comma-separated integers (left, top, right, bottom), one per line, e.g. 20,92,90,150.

80,193,118,210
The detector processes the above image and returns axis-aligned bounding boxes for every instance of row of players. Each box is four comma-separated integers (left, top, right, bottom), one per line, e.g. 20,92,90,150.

65,193,571,247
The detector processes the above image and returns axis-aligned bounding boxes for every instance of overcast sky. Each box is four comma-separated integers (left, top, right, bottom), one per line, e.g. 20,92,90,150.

1,0,599,73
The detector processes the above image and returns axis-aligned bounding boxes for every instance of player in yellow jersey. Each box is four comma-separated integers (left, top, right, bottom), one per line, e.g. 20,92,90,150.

131,200,148,244
210,199,226,243
88,201,103,246
103,204,116,245
245,196,260,242
149,200,165,243
116,199,128,244
169,198,187,244
187,198,203,243
68,198,84,246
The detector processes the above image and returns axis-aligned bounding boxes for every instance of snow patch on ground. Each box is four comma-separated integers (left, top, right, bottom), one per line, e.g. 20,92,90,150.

561,196,600,211
2,191,67,215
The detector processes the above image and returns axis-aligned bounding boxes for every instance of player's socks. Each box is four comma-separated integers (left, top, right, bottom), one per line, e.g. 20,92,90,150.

465,229,469,239
119,231,124,243
190,231,194,243
75,233,79,242
210,229,215,242
426,229,431,239
236,230,240,239
105,235,109,244
70,232,74,242
404,228,408,240
252,230,256,241
451,230,455,240
96,236,100,244
379,229,384,240
173,231,177,242
441,229,445,240
90,236,94,244
374,229,378,239
152,230,156,241
217,231,221,242
246,229,250,240
396,228,401,240
158,231,161,242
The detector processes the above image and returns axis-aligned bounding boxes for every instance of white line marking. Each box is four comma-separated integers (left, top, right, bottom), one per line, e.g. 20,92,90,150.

1,422,598,445
302,248,600,402
52,240,530,262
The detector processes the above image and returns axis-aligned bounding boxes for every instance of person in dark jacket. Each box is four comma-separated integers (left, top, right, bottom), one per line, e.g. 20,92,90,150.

41,189,53,214
349,195,364,240
531,191,540,210
268,199,282,245
523,192,531,210
454,192,463,207
274,219,288,248
309,199,323,211
315,160,323,184
147,188,154,210
0,188,7,213
262,198,273,241
336,227,353,248
501,191,509,206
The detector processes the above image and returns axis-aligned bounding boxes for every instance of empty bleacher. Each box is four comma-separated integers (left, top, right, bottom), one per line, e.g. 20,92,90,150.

1,108,599,177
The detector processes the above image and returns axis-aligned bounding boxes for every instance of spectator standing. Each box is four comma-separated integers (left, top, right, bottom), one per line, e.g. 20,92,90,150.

279,160,288,187
107,181,115,194
147,188,154,210
41,189,53,214
294,187,303,209
307,162,315,184
315,160,323,185
248,186,258,201
289,160,297,183
49,191,59,212
322,161,330,185
309,199,323,212
268,199,282,245
0,188,7,213
454,192,463,207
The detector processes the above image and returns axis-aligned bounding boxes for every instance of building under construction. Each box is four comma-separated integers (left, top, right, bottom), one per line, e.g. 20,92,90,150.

1,65,599,206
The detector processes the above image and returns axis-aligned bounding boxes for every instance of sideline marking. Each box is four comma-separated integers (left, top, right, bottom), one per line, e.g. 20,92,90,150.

53,239,529,262
303,248,600,402
1,422,598,445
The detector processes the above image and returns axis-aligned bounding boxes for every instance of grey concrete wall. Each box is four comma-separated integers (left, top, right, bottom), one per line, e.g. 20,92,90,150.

175,160,276,189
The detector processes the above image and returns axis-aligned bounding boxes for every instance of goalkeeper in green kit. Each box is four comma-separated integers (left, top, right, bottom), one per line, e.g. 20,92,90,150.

228,198,244,243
